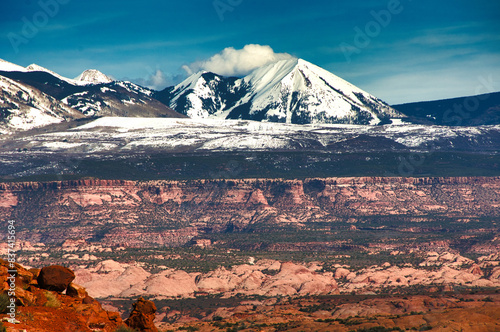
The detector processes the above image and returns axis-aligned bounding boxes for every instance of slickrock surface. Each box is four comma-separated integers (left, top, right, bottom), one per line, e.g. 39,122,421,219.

74,254,500,300
75,260,340,299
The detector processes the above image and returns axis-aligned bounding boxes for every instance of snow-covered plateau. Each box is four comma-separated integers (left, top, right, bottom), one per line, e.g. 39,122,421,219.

3,117,498,155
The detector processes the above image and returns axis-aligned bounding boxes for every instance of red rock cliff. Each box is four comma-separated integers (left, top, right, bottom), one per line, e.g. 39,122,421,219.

0,177,499,246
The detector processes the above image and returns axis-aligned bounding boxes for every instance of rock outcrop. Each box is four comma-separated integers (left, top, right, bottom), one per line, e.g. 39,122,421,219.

66,282,89,299
125,297,158,332
0,259,123,332
37,265,75,292
75,260,340,299
73,253,500,300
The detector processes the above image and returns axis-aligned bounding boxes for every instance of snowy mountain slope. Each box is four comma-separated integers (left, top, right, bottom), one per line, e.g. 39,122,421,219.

59,80,180,117
1,116,499,179
0,75,83,134
155,72,245,118
0,60,184,128
25,63,83,86
0,59,27,72
157,59,402,125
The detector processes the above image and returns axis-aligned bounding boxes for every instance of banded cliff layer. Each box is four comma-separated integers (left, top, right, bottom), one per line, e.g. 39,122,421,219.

0,177,499,247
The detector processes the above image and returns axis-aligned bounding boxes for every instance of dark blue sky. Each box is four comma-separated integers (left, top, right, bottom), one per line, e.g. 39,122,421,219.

1,0,499,103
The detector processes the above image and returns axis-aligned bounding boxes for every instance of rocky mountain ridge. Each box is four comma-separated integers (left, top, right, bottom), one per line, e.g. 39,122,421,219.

0,74,85,132
0,60,185,134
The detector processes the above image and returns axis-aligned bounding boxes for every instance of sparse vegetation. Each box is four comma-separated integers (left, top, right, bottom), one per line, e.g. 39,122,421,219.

351,327,404,332
178,326,199,332
0,293,9,314
114,326,138,332
44,291,61,309
5,151,500,183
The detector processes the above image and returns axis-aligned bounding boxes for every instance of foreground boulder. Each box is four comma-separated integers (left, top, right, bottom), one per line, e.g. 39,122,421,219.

37,265,75,292
125,297,158,332
0,259,123,331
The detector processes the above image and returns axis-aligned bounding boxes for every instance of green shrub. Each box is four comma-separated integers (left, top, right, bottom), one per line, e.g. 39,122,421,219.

114,326,138,332
178,327,199,332
44,291,61,309
418,326,432,331
0,293,10,314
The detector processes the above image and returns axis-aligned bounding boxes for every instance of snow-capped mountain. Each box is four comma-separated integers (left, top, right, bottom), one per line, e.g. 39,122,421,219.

75,69,113,84
1,60,112,87
0,59,184,133
156,71,244,119
0,75,83,133
156,59,402,125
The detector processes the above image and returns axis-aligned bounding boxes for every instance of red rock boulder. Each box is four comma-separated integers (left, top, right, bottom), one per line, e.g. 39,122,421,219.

37,265,75,292
125,297,158,332
66,282,89,299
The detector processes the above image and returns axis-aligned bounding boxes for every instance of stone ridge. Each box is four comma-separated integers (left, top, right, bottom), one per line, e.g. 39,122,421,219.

1,177,499,247
1,176,497,189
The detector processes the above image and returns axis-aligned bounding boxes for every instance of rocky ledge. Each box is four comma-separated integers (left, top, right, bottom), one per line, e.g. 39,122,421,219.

1,177,499,247
0,259,158,332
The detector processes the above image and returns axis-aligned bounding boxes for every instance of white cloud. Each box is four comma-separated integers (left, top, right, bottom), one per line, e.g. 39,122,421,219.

129,69,176,91
182,44,295,76
148,70,167,88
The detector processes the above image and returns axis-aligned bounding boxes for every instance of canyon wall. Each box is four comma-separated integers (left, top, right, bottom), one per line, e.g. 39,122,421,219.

0,177,499,246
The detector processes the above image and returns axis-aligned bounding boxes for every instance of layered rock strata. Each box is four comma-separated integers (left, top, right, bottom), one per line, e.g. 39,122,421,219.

0,177,498,247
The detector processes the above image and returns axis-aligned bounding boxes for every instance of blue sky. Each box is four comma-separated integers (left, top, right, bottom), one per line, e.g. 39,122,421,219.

1,0,499,104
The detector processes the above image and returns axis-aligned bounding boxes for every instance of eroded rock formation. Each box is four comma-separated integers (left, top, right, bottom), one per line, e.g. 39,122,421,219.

125,297,158,332
74,254,500,300
0,177,499,247
0,259,123,332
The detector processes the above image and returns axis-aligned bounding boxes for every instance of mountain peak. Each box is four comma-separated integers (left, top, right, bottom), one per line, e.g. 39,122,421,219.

25,63,91,86
76,69,113,84
0,58,28,72
26,63,50,72
160,58,402,125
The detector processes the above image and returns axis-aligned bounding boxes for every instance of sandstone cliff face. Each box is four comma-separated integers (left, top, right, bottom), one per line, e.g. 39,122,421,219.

0,177,499,247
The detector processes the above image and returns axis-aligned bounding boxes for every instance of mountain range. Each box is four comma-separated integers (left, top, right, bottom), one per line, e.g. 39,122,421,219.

393,91,500,126
1,57,500,135
0,58,404,133
0,59,184,133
